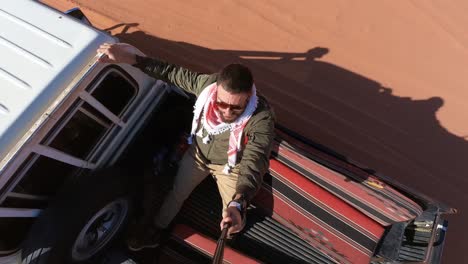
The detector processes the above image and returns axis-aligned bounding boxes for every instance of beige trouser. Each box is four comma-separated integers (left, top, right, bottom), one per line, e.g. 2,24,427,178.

154,145,239,228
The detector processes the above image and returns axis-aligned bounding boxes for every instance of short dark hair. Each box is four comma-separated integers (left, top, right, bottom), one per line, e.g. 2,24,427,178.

217,63,253,94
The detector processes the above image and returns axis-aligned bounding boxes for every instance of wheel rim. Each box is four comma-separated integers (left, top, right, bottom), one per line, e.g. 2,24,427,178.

71,198,129,261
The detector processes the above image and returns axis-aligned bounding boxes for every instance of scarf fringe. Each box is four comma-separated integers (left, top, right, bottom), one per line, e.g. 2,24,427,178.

196,129,204,138
202,134,211,144
223,164,232,175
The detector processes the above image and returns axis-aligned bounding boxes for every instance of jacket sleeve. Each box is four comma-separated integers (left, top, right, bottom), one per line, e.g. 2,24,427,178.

133,55,215,96
236,110,275,203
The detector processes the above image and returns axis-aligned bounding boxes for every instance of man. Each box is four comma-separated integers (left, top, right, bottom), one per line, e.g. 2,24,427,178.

97,43,275,251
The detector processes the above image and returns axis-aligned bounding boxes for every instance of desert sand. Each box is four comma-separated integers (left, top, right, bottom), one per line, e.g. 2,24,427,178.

43,0,468,262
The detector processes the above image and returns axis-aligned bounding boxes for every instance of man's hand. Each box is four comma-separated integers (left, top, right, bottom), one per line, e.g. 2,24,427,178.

220,207,243,238
96,43,146,64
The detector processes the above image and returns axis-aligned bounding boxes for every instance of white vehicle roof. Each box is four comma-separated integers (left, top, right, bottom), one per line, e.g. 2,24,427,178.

0,0,114,162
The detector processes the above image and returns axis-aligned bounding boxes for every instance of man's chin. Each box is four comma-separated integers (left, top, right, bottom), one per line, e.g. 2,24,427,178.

221,116,236,123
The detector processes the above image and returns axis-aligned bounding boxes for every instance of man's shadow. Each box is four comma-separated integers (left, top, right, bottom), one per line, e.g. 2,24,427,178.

108,24,467,264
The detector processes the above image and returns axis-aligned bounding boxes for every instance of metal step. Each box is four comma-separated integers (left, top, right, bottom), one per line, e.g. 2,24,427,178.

397,225,431,262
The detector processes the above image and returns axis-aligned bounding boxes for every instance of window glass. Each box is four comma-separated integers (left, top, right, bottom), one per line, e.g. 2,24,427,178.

81,102,112,127
91,71,136,116
48,110,107,159
13,155,78,196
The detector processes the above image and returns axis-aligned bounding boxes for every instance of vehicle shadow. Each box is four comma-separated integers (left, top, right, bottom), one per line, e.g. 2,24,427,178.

108,26,468,264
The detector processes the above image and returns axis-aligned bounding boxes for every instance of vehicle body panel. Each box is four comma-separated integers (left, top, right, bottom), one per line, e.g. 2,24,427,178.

0,0,114,164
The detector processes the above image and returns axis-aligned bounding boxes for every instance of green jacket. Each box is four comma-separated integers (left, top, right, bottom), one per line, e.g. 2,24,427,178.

134,56,275,203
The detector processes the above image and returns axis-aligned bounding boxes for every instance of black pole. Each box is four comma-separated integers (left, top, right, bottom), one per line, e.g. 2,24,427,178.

212,223,230,264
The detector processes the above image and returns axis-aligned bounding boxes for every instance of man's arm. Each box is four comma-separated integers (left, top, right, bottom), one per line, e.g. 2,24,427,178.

97,43,215,96
220,108,275,236
236,109,276,204
133,55,214,96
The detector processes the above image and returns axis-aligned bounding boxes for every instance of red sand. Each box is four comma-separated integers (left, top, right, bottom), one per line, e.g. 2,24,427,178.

43,0,468,262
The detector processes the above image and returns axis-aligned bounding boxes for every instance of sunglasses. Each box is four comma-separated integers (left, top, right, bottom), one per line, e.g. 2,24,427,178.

215,98,245,112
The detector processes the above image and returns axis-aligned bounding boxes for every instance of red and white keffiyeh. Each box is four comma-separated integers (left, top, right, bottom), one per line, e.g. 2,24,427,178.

188,83,258,174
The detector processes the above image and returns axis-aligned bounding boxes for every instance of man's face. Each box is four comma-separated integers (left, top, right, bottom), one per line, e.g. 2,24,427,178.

215,84,251,123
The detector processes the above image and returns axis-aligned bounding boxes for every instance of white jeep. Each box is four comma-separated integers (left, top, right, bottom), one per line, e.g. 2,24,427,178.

0,1,188,263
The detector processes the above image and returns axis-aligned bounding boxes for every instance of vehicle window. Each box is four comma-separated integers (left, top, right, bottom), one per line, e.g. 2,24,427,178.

48,110,108,160
90,70,137,116
4,67,137,199
80,102,112,127
13,155,79,196
45,68,137,160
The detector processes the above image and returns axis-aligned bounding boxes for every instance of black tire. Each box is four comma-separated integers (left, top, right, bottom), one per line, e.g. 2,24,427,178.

21,167,135,264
